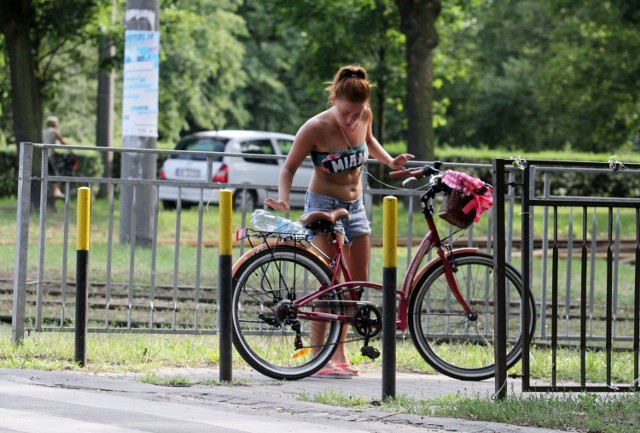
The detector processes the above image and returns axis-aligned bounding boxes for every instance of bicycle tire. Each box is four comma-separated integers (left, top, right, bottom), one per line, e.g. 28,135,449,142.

232,245,343,380
408,252,536,381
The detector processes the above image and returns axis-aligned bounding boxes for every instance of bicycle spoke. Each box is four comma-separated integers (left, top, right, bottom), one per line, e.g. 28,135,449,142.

409,253,535,381
232,246,342,380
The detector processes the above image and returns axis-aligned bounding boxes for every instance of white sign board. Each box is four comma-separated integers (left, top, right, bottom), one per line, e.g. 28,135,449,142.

122,30,160,138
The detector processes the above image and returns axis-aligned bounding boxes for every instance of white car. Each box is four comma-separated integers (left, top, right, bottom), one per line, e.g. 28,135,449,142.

159,130,313,210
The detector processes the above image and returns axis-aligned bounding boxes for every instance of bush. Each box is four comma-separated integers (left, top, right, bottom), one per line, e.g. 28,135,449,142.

0,147,103,198
382,144,640,198
0,149,18,198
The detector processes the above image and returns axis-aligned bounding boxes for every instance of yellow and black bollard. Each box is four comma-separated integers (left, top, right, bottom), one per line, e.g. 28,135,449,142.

75,187,91,367
382,196,397,399
218,189,233,381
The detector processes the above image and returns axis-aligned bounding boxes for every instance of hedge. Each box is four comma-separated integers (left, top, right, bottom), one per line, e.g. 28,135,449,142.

2,145,638,199
0,147,104,198
0,149,18,198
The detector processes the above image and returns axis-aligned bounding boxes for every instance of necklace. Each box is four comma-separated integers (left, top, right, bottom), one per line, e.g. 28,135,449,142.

338,123,355,149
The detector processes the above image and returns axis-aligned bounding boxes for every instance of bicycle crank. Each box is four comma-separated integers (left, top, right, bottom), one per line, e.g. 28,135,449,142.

352,303,382,360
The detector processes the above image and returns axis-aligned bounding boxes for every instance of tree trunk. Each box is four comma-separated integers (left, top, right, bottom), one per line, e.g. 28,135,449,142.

372,49,387,195
119,0,159,247
1,0,46,211
395,0,441,161
96,1,116,199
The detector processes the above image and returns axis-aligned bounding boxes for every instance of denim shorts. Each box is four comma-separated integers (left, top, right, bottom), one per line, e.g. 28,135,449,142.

304,191,371,244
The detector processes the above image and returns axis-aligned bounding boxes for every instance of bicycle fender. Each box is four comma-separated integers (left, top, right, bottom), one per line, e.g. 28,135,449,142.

232,242,330,275
410,247,478,290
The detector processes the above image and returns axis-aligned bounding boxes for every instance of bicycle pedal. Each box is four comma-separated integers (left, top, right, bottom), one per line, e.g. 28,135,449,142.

361,346,380,360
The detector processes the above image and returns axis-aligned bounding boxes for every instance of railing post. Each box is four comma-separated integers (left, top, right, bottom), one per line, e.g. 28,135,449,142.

218,189,233,382
12,143,33,344
492,159,508,399
382,196,397,400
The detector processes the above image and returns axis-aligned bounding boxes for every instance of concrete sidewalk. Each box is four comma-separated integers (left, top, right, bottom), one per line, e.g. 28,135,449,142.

159,366,509,401
0,368,564,433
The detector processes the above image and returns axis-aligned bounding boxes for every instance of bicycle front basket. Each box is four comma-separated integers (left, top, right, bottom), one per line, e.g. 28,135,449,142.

438,189,475,229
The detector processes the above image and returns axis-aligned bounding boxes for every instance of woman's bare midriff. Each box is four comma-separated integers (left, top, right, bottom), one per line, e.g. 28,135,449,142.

309,168,362,202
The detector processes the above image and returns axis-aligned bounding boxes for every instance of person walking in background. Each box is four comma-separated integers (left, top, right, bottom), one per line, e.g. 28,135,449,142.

265,65,414,378
42,116,67,199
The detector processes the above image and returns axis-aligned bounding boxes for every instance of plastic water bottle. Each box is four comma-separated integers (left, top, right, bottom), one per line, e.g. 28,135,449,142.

250,210,312,237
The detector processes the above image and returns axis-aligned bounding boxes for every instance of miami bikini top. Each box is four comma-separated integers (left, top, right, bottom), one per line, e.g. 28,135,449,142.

310,142,368,174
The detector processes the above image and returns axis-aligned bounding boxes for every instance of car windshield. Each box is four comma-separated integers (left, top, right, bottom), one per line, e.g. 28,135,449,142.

171,137,228,161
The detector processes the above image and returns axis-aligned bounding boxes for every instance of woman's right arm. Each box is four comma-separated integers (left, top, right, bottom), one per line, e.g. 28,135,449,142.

264,123,316,211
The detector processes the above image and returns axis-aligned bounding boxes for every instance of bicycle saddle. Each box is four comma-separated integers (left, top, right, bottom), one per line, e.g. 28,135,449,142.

299,208,349,232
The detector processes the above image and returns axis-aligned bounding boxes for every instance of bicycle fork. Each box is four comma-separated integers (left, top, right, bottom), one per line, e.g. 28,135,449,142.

438,249,478,321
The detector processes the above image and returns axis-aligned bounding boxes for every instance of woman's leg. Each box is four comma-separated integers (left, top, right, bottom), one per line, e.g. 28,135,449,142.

308,233,340,357
329,233,370,365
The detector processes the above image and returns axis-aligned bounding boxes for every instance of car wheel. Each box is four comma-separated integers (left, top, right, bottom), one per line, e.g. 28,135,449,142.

233,190,257,211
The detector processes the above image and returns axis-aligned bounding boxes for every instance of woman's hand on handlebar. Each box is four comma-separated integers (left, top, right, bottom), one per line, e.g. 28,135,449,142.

264,198,290,211
389,153,415,170
389,162,442,180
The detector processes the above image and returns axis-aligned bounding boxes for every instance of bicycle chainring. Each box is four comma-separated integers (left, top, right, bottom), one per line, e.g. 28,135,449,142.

352,303,382,339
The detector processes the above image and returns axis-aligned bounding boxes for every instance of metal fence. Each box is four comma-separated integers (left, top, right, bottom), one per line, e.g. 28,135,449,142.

493,158,640,393
9,144,640,392
8,143,502,340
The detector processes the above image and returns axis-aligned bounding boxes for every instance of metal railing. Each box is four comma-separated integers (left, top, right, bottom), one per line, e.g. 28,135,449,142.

493,158,640,393
9,144,640,393
9,143,504,340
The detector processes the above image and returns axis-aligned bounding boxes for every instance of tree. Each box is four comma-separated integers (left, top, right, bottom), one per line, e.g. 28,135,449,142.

395,0,442,161
0,35,12,146
158,0,247,141
233,0,306,135
266,0,405,143
437,0,640,153
0,0,42,146
96,0,117,199
0,0,102,209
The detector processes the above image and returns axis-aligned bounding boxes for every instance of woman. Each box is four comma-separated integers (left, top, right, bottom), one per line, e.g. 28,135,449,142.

265,65,414,378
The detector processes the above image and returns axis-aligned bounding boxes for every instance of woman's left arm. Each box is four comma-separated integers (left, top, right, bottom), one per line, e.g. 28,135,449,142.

364,108,414,170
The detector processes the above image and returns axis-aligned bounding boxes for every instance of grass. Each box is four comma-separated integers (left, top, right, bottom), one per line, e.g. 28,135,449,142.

1,326,637,385
300,390,640,433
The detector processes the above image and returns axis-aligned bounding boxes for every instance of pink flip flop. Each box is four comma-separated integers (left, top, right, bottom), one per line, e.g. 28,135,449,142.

312,362,354,379
334,362,359,376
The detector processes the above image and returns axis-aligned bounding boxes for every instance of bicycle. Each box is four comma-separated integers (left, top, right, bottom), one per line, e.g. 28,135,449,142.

231,163,536,381
55,152,88,195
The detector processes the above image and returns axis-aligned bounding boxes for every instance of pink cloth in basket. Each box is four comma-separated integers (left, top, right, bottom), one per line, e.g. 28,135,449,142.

442,170,493,222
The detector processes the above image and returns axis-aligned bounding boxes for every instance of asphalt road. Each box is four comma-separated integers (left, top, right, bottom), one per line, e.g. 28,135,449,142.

0,368,565,433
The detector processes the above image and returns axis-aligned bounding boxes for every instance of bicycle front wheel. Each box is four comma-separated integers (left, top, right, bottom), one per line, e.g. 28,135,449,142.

232,245,343,380
408,252,535,381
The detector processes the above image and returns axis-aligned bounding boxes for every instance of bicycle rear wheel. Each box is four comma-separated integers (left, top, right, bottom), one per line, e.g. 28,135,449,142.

408,252,535,381
232,245,343,380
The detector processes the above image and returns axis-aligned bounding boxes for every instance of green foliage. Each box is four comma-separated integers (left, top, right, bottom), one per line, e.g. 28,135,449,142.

437,0,640,153
269,0,406,141
2,0,639,159
0,149,17,197
158,1,248,141
0,149,102,198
